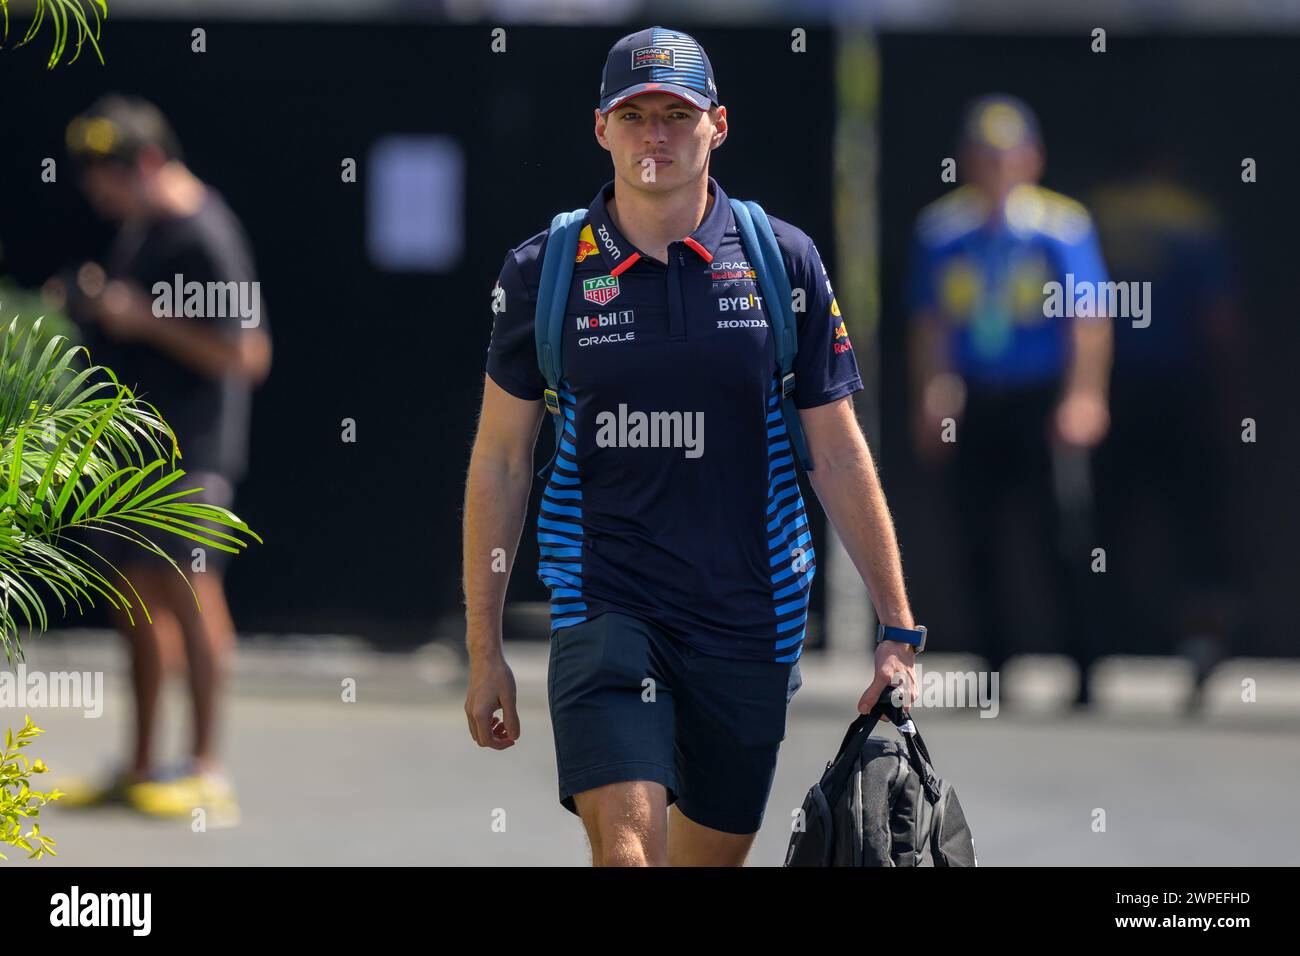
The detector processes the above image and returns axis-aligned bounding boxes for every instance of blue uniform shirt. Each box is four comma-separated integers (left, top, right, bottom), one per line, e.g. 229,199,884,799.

907,184,1109,388
486,176,863,662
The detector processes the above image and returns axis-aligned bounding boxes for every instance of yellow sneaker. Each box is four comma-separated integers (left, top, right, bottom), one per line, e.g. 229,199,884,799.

127,773,241,827
55,769,139,809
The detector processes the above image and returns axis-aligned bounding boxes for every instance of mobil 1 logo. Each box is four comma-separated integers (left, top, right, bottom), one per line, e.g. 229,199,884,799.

576,309,635,347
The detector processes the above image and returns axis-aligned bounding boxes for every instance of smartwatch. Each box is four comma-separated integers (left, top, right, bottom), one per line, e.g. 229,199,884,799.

876,623,927,654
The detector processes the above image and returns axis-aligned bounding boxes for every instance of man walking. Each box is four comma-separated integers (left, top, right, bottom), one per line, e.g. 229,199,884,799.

464,27,924,866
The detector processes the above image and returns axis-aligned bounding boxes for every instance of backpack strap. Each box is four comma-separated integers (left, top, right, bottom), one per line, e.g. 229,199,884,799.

729,198,815,472
534,208,588,478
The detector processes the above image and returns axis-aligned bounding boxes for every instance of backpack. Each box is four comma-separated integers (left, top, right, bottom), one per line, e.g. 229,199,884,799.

784,700,978,867
532,198,813,479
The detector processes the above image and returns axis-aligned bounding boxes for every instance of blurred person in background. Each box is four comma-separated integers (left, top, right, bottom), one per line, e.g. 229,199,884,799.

907,94,1112,707
1089,149,1247,712
51,95,272,821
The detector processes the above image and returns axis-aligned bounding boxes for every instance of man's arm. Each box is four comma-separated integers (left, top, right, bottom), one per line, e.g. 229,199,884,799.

1053,215,1114,448
908,308,962,464
799,395,919,713
1054,314,1112,447
91,279,271,384
462,373,545,749
1064,314,1112,397
144,312,272,384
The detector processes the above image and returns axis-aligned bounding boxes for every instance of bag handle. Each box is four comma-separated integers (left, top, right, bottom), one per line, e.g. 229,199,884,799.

829,698,943,803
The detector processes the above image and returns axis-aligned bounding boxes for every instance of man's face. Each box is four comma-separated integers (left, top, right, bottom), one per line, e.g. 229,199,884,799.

595,91,726,191
77,160,143,222
962,142,1043,203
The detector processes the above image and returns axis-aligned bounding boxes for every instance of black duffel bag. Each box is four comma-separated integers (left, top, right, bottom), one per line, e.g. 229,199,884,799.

784,700,977,867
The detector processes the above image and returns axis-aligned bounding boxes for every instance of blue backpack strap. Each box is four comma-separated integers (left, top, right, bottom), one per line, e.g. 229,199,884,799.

534,208,588,478
730,198,815,471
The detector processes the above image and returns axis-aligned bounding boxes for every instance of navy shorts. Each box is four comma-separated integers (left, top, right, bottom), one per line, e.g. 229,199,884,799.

547,611,803,835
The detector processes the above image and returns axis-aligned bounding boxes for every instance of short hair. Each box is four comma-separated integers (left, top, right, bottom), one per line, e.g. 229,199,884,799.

960,94,1041,152
66,94,183,168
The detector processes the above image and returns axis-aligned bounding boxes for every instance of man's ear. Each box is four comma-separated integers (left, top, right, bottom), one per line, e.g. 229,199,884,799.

710,106,728,148
136,143,169,176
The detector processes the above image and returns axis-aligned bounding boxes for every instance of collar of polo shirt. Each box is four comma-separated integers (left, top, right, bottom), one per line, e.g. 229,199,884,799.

585,176,732,276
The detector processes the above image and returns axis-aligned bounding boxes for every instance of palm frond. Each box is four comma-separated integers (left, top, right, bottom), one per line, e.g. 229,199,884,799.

0,316,261,661
0,0,108,68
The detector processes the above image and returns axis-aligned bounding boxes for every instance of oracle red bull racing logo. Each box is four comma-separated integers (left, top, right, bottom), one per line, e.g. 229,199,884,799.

710,259,757,283
632,46,675,70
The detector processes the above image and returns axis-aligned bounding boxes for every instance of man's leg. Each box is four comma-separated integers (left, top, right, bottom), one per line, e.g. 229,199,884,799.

572,783,759,866
572,781,669,866
108,563,185,778
667,804,756,867
946,406,1013,676
1036,443,1098,705
158,567,237,773
549,614,681,866
669,652,801,866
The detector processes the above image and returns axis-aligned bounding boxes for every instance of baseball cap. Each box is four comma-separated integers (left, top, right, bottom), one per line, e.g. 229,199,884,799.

598,26,719,114
961,94,1041,151
66,94,183,167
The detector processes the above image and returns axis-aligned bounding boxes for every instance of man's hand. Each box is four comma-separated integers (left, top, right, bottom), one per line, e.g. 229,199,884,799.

1052,388,1109,448
464,651,520,750
857,640,919,721
1056,316,1112,448
88,279,159,342
912,407,958,466
911,372,965,466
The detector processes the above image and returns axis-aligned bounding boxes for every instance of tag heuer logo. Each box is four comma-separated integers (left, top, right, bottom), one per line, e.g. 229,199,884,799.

582,275,621,305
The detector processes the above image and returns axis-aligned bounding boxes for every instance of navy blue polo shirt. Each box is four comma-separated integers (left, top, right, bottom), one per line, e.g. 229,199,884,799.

486,176,863,663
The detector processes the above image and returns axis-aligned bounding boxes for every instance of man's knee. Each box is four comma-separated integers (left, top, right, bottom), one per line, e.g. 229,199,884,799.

668,804,757,867
112,565,169,634
163,569,235,651
572,780,668,867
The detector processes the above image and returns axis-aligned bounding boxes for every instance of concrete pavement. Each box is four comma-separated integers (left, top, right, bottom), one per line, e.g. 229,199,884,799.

4,630,1299,866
